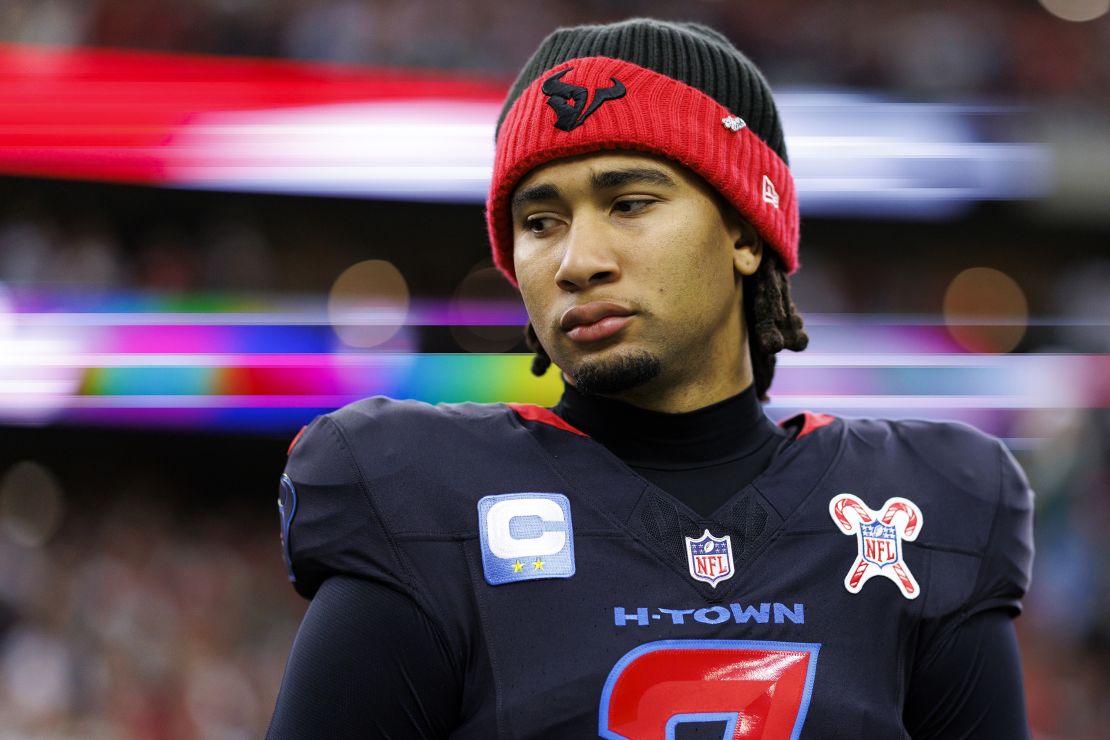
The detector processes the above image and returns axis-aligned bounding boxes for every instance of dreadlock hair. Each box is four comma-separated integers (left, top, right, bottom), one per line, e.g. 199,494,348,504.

522,252,808,402
743,252,809,401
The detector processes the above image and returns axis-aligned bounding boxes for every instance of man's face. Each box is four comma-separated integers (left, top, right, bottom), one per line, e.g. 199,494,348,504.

511,151,761,406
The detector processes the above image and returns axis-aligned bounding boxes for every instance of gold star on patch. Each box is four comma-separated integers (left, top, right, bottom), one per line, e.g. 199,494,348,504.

533,559,545,571
512,561,525,573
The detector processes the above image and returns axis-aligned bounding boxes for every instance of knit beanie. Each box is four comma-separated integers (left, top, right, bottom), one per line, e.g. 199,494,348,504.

486,17,799,287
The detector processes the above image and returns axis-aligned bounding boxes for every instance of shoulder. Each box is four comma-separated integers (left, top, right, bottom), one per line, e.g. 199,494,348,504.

288,396,515,477
837,414,1001,454
831,415,1031,525
328,394,510,428
292,394,526,529
829,415,1034,616
299,395,509,450
281,396,518,599
836,416,1012,498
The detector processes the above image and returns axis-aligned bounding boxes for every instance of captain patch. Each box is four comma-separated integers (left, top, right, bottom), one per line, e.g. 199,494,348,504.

478,493,575,586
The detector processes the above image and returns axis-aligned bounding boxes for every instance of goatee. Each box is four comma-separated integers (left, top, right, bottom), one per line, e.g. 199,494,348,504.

571,350,661,396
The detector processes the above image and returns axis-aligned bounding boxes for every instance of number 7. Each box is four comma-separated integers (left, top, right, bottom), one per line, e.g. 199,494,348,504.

599,640,820,740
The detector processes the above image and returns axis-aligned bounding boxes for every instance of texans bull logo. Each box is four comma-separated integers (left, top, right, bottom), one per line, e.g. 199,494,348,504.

541,68,626,132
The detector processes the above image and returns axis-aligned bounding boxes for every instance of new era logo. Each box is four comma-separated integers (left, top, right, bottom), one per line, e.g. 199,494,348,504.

722,115,747,132
762,175,780,209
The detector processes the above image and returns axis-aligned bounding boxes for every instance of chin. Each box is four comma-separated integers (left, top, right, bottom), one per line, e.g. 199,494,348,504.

568,348,662,396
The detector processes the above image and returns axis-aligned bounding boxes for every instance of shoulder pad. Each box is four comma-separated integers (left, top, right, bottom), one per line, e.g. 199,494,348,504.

829,418,1033,617
279,408,410,599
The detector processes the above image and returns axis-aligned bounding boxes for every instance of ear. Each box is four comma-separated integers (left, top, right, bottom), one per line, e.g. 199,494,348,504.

717,197,763,277
730,217,763,277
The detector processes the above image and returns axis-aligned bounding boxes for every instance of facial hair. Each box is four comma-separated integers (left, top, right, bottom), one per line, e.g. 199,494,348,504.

570,349,661,396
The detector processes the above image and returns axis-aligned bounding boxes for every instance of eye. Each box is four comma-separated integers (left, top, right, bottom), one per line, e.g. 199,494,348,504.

524,215,557,235
613,199,655,215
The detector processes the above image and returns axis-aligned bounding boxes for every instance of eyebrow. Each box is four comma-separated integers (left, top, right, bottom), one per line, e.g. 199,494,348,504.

510,167,678,215
510,183,560,215
591,167,677,190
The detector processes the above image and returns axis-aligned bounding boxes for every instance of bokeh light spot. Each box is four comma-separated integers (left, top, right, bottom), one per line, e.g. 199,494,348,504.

1038,0,1109,21
0,461,66,548
943,267,1028,353
327,259,410,348
450,265,525,353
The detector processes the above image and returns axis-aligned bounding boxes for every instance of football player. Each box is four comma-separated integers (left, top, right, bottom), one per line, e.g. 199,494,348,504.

267,18,1033,739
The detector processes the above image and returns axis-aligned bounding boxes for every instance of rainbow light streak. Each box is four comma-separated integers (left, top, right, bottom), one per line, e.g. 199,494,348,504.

2,290,1106,437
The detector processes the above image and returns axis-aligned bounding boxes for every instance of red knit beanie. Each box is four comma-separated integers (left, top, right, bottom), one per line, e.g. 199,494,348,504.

486,18,799,287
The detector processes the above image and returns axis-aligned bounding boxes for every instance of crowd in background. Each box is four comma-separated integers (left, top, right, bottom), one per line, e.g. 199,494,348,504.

0,202,277,295
1,0,1108,105
0,486,301,739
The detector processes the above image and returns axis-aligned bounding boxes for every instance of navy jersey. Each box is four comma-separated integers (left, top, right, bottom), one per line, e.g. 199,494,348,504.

277,397,1033,739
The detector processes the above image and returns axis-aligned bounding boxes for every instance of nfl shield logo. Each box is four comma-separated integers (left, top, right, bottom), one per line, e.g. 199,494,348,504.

860,521,899,567
685,529,735,588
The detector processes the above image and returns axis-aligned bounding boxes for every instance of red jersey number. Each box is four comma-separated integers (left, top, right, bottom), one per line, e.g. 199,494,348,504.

599,640,820,740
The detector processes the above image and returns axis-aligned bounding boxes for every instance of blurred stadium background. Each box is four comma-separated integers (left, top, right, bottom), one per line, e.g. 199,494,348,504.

0,0,1107,737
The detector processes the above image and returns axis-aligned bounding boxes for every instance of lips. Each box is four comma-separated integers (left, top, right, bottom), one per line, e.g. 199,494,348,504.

560,302,635,343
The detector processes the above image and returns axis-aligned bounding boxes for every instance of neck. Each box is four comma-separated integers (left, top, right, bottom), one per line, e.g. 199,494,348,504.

554,379,779,465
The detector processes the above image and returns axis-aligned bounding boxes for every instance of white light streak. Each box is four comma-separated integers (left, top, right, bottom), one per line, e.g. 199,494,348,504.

160,92,1050,215
0,380,77,394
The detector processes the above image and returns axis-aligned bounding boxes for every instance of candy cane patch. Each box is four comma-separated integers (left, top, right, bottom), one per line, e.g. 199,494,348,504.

829,494,924,600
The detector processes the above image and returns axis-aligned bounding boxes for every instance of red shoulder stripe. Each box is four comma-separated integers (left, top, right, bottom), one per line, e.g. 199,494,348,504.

780,411,836,439
507,403,590,438
287,424,308,455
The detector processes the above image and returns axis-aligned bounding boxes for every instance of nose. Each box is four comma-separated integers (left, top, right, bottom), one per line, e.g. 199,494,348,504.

553,217,620,293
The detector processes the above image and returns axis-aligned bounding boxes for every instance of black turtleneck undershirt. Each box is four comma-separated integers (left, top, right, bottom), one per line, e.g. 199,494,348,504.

267,385,1030,739
553,381,788,517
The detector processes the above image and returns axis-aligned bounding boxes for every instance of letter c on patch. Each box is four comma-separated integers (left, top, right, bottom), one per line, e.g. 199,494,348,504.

485,497,566,558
